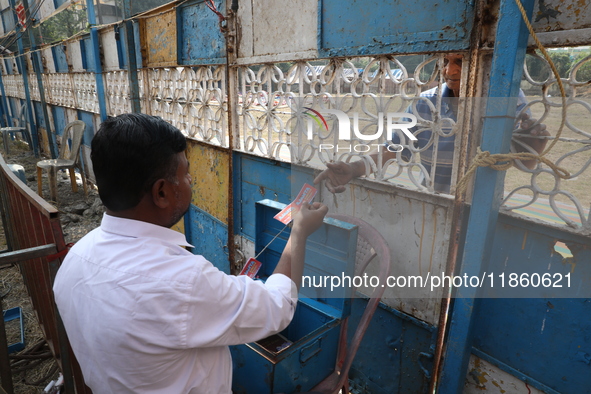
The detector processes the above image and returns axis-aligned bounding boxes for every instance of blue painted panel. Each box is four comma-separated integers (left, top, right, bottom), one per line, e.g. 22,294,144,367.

232,200,357,394
32,101,45,128
347,300,436,394
318,0,474,57
51,106,66,136
51,45,69,72
483,214,591,298
233,153,315,241
472,298,591,393
255,199,358,317
133,20,142,68
185,204,230,274
77,110,95,147
80,36,96,72
116,24,127,68
3,59,13,74
53,0,69,7
177,0,226,65
1,8,15,33
8,98,19,118
466,214,591,393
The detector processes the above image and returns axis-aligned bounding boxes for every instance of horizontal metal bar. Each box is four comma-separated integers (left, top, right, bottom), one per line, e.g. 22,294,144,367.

0,244,57,268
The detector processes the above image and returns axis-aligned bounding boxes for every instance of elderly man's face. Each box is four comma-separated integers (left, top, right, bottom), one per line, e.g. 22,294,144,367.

442,54,463,96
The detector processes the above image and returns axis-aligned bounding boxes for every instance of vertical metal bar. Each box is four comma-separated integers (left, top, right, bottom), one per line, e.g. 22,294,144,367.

124,20,141,113
85,0,108,121
430,3,486,391
0,72,9,127
121,0,141,113
437,0,536,392
8,0,39,156
22,0,58,158
226,3,238,273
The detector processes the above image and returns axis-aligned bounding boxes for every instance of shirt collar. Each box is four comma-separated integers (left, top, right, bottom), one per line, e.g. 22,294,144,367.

100,213,194,248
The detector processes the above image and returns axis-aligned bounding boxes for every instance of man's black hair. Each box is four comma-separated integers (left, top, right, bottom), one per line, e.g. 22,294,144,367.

91,113,187,211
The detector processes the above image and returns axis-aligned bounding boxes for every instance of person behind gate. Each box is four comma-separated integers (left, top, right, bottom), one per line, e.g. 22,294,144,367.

53,113,328,393
313,53,551,194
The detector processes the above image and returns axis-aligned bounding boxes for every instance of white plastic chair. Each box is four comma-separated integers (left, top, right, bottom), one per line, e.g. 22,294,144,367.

1,103,32,154
36,121,87,202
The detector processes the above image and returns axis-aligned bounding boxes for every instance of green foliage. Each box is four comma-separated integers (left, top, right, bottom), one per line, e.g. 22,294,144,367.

548,52,572,78
526,50,584,82
38,4,88,45
572,51,591,82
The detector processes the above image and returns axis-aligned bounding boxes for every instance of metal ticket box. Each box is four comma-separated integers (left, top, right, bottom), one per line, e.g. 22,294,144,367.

231,199,358,393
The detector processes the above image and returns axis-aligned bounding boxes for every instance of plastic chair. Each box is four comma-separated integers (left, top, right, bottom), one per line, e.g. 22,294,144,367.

1,103,32,154
309,214,391,394
36,121,87,202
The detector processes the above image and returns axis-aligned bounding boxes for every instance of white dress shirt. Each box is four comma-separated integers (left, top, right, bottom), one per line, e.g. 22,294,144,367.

53,214,296,393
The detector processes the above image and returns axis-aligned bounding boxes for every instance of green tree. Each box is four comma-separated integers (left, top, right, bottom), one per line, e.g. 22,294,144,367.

548,52,572,78
38,4,88,45
572,51,591,82
526,51,572,81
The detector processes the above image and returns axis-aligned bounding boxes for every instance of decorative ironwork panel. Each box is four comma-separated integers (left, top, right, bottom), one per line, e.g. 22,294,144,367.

71,72,99,113
29,75,40,102
502,53,591,232
236,54,456,194
2,74,25,100
105,70,131,116
145,66,227,147
45,73,76,108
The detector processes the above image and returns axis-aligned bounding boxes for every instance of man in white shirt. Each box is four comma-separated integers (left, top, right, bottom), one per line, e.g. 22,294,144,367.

53,113,328,393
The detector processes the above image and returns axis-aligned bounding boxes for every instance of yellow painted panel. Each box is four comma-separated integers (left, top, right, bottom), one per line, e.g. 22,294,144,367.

140,4,177,67
186,140,229,224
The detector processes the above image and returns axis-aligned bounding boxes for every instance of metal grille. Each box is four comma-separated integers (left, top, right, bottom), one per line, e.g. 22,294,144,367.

236,54,455,193
144,66,228,147
502,53,591,231
45,73,77,108
105,70,132,116
2,74,24,100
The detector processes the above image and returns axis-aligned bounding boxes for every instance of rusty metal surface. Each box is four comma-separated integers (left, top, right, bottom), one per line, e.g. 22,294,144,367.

139,4,177,68
531,0,591,32
186,139,230,223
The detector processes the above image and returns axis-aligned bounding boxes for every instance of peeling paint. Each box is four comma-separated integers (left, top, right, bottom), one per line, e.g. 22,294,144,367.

186,140,230,223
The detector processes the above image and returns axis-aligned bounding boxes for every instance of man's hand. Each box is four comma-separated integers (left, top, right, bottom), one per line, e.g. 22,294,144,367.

273,202,328,288
313,162,358,193
513,112,551,169
291,202,328,238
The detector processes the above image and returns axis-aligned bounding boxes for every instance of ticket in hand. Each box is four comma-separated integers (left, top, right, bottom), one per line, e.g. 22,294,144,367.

273,183,317,225
239,257,263,278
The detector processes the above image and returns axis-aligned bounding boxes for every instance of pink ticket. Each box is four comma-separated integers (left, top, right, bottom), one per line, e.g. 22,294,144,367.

273,184,317,225
239,257,262,278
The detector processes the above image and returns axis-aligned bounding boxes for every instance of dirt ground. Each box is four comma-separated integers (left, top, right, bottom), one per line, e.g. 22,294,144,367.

1,140,103,393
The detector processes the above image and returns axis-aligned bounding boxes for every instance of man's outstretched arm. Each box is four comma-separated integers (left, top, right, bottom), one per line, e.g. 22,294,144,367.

273,202,328,289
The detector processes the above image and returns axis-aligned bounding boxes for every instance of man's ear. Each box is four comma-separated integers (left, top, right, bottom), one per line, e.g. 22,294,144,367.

151,178,171,208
